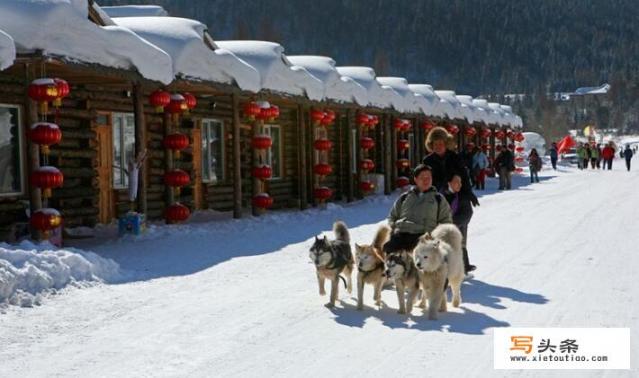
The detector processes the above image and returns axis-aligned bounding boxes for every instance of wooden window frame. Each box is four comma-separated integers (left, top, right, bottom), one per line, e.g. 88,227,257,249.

0,103,25,197
201,118,225,184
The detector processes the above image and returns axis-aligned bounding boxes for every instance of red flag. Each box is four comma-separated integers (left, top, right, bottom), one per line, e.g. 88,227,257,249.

556,136,576,154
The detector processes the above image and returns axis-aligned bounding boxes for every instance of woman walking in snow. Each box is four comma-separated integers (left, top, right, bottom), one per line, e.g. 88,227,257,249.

472,146,489,190
623,145,633,171
528,148,542,183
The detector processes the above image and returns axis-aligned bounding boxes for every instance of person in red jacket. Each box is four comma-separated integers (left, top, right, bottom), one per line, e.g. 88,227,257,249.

601,142,616,170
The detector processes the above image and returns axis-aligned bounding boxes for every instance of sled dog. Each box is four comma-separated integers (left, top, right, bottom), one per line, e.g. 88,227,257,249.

309,221,353,307
413,223,464,319
355,225,391,310
385,250,424,315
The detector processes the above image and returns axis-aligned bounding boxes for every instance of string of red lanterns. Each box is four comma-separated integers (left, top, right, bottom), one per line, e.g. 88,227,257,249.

312,108,335,204
246,101,279,212
27,77,71,240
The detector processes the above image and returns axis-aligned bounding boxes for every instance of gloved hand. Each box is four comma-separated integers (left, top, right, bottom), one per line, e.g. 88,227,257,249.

470,193,480,207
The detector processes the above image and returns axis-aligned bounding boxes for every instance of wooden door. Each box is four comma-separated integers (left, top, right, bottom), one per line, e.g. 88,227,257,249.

192,125,203,210
94,113,114,224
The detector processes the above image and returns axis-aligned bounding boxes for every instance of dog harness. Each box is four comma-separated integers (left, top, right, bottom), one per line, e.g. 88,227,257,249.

358,262,384,279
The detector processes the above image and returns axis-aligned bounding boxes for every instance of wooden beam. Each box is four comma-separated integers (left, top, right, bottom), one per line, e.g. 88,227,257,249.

384,114,392,195
25,62,42,240
297,104,308,210
163,112,174,207
232,93,242,218
346,110,354,202
132,82,148,214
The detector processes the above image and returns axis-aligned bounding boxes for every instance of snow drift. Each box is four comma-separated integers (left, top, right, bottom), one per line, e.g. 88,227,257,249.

0,241,121,307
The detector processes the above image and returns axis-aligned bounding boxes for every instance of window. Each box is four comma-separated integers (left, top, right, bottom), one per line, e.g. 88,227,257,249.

112,112,135,189
202,119,225,183
0,104,24,196
264,124,282,178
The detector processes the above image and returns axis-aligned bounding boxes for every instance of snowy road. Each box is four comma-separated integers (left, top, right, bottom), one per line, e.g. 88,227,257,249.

1,163,637,378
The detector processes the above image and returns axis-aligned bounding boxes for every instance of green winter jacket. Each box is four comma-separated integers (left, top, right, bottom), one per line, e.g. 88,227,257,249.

590,147,599,159
576,147,586,159
388,187,453,234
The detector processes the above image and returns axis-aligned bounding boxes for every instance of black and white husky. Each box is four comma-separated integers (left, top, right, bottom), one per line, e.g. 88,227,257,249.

309,221,353,308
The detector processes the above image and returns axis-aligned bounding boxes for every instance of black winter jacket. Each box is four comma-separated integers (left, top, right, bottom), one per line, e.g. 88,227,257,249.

423,150,478,206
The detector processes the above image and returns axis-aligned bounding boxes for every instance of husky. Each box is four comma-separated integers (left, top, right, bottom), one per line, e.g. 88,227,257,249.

385,251,423,315
413,223,464,320
309,221,354,308
355,225,391,310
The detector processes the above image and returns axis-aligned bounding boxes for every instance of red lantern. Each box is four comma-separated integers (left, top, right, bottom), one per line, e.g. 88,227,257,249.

30,166,64,198
515,146,525,153
166,94,188,114
310,109,325,125
420,121,434,131
515,167,524,173
496,145,503,152
314,139,332,151
393,119,404,131
313,186,333,201
52,78,70,107
253,193,274,209
495,130,506,139
506,130,514,140
252,165,273,180
360,137,375,150
182,92,197,111
325,110,336,122
480,128,492,139
30,208,62,235
515,156,524,163
514,132,525,142
402,120,412,131
397,139,410,151
357,113,370,126
29,122,62,155
396,159,410,170
360,159,375,172
166,203,190,223
396,176,410,188
268,105,280,121
320,115,332,127
28,78,59,113
252,135,273,150
163,133,189,151
313,163,332,176
446,124,459,135
367,115,379,128
359,181,375,193
164,169,190,187
244,102,261,121
150,89,171,113
507,143,515,150
482,144,490,151
465,126,477,137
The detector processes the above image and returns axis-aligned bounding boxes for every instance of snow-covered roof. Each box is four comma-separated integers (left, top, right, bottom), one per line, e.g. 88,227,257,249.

499,105,517,128
408,84,445,118
216,41,323,101
455,95,480,124
335,66,393,109
488,103,509,126
101,5,169,18
376,77,421,114
434,90,464,120
287,56,368,106
0,29,16,71
113,17,260,92
472,99,498,125
0,0,174,84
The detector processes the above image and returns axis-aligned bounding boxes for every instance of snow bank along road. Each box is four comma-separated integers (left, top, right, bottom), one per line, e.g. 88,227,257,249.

1,164,637,378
